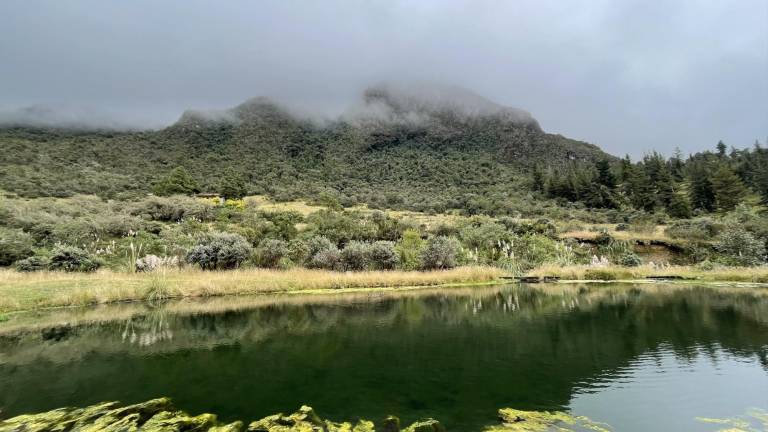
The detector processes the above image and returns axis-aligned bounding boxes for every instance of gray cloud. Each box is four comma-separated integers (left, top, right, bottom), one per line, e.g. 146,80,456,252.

0,0,765,156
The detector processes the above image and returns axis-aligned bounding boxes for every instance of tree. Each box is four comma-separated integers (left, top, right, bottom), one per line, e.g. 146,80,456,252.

711,166,747,211
716,140,727,158
396,229,424,270
531,164,545,192
218,169,248,199
666,193,692,219
689,163,715,212
595,159,616,188
152,167,200,196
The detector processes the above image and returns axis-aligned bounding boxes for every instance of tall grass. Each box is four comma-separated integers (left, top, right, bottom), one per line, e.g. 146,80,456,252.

0,266,503,313
529,264,768,283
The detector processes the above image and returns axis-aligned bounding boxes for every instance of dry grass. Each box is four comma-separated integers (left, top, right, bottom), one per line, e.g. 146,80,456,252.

0,266,503,313
529,264,768,283
559,224,675,243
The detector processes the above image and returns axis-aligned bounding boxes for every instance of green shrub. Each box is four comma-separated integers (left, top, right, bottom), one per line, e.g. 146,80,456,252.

593,231,614,246
48,245,101,272
185,232,253,270
255,239,289,268
420,236,461,270
286,239,310,264
665,218,723,240
152,167,200,196
619,252,643,267
310,247,341,270
341,241,371,271
368,241,398,270
0,227,35,266
396,229,424,271
714,225,766,266
132,195,215,222
615,223,630,232
15,256,50,272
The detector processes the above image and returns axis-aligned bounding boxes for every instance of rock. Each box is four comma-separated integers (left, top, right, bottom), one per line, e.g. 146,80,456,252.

381,416,401,432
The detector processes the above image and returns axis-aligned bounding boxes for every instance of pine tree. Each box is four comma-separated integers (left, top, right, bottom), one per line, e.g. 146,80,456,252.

716,140,727,157
689,162,715,212
711,166,747,211
667,193,692,218
152,166,200,196
595,159,616,188
531,164,545,192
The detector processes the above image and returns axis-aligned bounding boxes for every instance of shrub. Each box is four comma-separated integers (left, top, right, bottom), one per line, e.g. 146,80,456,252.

152,166,200,196
185,232,253,270
286,239,310,264
714,225,766,266
15,256,49,272
48,245,102,272
665,218,723,240
135,255,179,272
341,241,371,271
615,223,630,232
0,228,35,266
132,195,215,222
310,247,341,270
593,231,614,246
420,236,461,270
396,229,424,271
368,241,398,270
256,239,289,268
305,236,336,260
619,252,643,267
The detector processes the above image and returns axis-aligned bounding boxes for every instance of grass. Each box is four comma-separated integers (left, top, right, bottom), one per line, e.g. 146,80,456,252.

529,264,768,283
0,266,503,313
559,224,676,243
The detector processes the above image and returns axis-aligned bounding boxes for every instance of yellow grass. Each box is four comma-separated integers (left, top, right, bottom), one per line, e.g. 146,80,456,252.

559,224,675,243
529,264,768,284
0,266,503,313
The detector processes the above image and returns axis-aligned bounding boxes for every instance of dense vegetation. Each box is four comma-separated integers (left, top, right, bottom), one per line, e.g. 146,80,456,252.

1,88,766,274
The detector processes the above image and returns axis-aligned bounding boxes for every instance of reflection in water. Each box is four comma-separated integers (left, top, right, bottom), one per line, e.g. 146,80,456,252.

0,284,767,431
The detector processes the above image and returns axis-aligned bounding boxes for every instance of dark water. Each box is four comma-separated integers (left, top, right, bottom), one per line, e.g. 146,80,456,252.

1,284,767,431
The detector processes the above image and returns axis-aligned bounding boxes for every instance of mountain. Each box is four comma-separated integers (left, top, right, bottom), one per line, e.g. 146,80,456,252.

0,84,614,214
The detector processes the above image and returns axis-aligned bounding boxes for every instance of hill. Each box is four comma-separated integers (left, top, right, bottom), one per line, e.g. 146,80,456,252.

0,84,613,213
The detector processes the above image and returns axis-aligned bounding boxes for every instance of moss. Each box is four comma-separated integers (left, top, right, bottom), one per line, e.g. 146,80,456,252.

484,408,610,432
0,399,609,432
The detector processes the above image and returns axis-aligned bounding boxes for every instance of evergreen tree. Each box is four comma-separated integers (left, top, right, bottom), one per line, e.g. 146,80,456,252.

152,166,200,196
218,168,248,199
627,168,655,212
716,140,727,157
711,166,747,211
689,162,715,212
595,159,616,188
667,193,692,218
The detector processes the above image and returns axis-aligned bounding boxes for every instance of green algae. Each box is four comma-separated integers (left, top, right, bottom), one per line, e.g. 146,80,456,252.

696,408,768,432
484,408,611,432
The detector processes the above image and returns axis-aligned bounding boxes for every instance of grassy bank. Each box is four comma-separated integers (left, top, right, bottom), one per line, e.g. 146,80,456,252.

0,266,503,313
528,264,768,283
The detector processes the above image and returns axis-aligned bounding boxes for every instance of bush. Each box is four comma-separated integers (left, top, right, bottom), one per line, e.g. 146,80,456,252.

619,252,643,267
420,236,461,270
665,218,723,240
396,229,424,271
593,231,614,246
341,241,370,271
186,232,253,270
310,247,341,270
135,255,179,272
132,195,215,222
256,239,289,268
0,228,35,266
714,225,766,266
15,256,49,272
615,223,630,232
286,239,310,264
48,245,101,272
368,241,398,270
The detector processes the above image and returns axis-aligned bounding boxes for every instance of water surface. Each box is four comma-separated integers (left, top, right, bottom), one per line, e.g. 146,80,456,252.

1,284,766,430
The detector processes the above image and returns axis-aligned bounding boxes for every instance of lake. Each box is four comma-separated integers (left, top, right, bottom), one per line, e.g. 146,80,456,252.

1,283,766,431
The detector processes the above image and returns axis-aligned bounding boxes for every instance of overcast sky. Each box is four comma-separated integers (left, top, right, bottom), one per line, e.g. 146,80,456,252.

1,0,766,157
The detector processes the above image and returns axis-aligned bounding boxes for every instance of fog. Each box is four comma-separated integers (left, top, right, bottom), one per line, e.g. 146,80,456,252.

0,1,766,156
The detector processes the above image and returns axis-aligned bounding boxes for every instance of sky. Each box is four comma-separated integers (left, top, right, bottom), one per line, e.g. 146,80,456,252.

0,0,766,157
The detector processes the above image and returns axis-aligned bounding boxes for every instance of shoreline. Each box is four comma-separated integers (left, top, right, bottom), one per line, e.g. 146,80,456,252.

1,265,767,315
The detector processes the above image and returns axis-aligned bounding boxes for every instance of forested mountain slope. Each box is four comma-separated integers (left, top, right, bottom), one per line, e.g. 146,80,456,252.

0,84,612,212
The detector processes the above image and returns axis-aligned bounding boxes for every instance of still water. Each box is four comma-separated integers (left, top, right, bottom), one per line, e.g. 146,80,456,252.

0,284,766,431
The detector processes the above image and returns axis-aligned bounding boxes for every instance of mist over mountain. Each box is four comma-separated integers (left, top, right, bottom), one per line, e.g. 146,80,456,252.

0,84,612,213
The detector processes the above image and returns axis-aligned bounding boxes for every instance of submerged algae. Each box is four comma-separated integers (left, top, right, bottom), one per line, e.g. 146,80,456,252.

484,408,611,432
